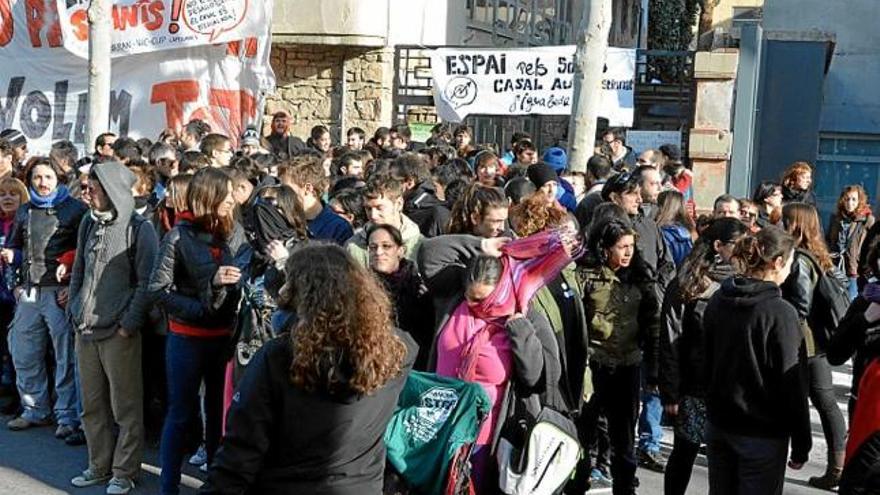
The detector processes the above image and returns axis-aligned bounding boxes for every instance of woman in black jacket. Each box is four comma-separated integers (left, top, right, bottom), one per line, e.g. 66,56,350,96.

703,227,812,495
200,244,414,495
148,168,243,495
660,217,747,495
781,203,849,489
367,223,433,370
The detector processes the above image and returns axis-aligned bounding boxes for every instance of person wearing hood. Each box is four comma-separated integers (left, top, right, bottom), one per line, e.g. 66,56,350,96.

659,217,747,495
1,158,88,436
390,153,450,238
67,163,159,494
703,226,812,494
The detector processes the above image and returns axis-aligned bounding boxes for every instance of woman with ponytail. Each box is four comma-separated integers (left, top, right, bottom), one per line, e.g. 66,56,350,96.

703,226,811,494
659,217,748,495
781,202,849,489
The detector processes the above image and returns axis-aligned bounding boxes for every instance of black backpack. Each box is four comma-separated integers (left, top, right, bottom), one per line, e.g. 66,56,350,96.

802,250,851,343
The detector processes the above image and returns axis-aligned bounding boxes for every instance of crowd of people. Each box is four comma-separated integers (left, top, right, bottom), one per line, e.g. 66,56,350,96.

0,114,878,495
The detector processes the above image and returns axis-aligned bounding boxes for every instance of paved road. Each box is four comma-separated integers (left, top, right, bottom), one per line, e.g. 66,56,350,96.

0,364,852,494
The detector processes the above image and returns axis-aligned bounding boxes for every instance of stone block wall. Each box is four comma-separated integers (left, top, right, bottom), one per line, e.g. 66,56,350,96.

265,44,394,141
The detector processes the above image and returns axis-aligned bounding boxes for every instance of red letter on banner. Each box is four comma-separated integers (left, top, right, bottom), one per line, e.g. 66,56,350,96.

151,80,200,130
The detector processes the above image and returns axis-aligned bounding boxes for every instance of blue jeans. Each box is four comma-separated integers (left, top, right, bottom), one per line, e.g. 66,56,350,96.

638,373,663,454
7,286,79,426
160,333,227,495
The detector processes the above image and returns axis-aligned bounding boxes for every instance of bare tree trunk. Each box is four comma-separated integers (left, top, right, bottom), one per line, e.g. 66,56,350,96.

86,0,112,150
697,0,718,50
567,0,613,173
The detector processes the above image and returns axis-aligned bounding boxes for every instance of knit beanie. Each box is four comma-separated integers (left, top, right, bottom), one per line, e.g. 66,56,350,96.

527,162,558,189
542,147,567,174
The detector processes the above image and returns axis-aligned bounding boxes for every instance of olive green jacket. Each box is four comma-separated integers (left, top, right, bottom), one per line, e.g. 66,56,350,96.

579,264,661,379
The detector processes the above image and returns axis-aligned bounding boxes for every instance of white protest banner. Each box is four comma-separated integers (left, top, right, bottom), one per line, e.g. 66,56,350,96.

625,130,682,155
430,45,635,126
0,0,275,154
57,0,270,58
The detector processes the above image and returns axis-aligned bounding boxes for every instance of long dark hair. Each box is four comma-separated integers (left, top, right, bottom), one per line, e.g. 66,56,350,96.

187,167,234,239
782,202,834,272
678,217,748,302
278,244,406,395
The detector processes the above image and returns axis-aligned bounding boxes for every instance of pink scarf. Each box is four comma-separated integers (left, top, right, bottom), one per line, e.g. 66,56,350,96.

435,230,572,444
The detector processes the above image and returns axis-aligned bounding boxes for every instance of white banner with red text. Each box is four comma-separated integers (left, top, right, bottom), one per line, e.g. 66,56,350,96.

0,0,275,154
58,0,271,58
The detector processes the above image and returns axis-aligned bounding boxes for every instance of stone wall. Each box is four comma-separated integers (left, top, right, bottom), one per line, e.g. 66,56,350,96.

265,44,394,141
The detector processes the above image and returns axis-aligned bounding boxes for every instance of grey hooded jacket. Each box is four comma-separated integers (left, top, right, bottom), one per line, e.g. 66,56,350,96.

68,162,159,341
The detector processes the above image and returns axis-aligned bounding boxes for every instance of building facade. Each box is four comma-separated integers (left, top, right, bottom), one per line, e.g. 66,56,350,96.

266,1,647,149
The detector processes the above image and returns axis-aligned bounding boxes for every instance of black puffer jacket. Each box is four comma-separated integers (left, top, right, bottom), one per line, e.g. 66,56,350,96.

659,263,735,405
147,220,242,332
6,192,88,287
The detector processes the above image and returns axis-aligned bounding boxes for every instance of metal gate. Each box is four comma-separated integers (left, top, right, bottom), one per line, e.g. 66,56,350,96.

392,45,695,156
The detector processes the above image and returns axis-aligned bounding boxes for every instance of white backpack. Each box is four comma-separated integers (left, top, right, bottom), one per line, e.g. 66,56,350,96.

496,407,581,495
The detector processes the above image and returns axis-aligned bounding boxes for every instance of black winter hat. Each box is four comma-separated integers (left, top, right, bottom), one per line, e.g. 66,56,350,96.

527,162,558,189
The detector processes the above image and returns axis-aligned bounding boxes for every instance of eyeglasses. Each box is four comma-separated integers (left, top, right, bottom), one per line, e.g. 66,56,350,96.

740,211,758,219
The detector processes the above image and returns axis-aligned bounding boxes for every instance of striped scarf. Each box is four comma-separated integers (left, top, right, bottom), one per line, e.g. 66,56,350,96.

453,229,573,381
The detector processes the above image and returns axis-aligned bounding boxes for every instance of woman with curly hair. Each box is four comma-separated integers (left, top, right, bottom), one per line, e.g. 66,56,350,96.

781,203,848,490
828,185,875,300
201,243,414,494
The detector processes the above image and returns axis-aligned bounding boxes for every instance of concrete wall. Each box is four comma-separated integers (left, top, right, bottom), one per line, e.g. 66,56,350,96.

763,0,880,134
272,0,468,47
712,0,763,31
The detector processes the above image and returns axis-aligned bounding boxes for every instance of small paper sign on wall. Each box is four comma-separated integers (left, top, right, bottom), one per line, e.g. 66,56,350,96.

430,45,635,126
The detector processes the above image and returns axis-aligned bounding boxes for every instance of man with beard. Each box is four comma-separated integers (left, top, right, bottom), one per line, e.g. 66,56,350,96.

264,111,306,160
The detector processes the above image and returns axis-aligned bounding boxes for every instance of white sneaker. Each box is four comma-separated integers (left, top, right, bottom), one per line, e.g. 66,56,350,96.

188,444,207,465
200,463,208,473
106,477,134,495
71,469,111,488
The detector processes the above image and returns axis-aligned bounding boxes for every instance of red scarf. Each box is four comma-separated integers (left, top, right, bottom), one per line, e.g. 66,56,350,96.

451,230,572,381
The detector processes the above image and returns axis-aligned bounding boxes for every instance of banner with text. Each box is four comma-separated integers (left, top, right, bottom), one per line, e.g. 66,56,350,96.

430,45,635,126
0,0,275,154
57,0,270,58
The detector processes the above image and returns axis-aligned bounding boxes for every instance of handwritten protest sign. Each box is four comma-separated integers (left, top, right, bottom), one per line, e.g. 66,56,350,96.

430,46,635,126
56,0,268,58
0,0,276,153
625,130,683,155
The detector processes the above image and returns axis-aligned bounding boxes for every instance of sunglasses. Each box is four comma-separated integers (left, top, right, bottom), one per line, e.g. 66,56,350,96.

80,183,91,191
